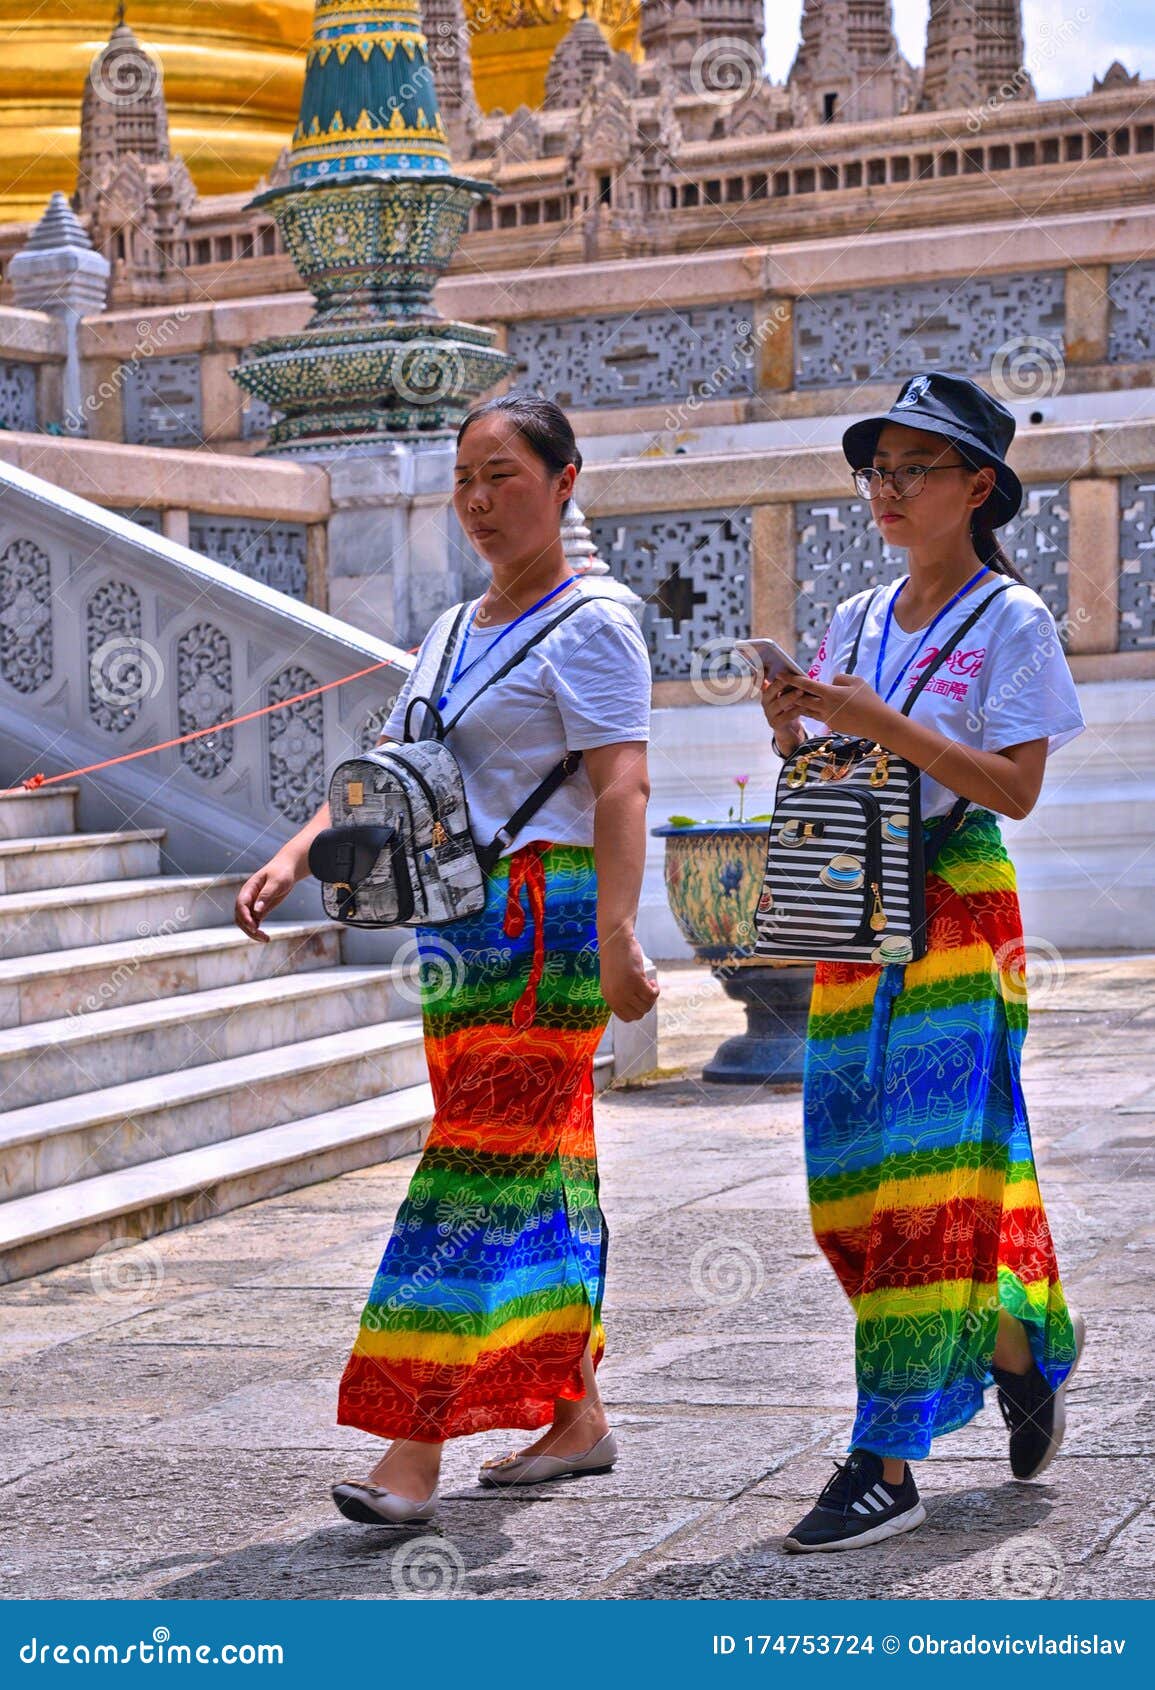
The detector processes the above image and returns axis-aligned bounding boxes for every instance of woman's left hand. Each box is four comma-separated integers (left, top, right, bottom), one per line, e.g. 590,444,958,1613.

599,929,660,1023
791,673,890,740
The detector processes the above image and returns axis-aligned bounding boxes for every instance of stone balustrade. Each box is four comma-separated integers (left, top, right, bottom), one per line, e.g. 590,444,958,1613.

0,453,408,927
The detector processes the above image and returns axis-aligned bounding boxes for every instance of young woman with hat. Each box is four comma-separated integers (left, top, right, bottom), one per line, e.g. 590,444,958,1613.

236,394,657,1524
761,371,1086,1552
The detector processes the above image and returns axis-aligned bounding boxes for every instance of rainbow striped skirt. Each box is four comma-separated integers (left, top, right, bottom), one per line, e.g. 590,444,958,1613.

803,807,1077,1461
337,840,612,1443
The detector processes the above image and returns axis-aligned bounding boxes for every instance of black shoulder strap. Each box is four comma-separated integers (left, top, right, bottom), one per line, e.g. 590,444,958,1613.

910,579,1014,871
404,601,470,741
441,593,599,734
844,586,887,677
476,751,584,875
899,581,1012,717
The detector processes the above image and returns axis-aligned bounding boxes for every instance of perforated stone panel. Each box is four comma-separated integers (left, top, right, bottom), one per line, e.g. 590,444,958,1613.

1107,261,1155,365
794,487,1071,659
1119,475,1155,650
123,355,203,447
588,506,752,680
507,303,757,411
0,361,37,431
795,272,1066,388
189,516,309,600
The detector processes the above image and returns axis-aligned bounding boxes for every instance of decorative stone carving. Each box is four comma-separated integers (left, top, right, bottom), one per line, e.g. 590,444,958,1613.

177,622,234,780
508,300,757,409
85,578,145,733
188,516,309,600
545,15,615,110
0,537,53,693
123,354,203,446
267,664,325,824
794,487,1070,659
588,506,752,680
0,362,37,431
1107,260,1155,365
1119,475,1155,650
795,272,1065,388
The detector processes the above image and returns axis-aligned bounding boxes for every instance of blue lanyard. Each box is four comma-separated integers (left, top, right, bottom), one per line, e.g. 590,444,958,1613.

437,575,578,710
873,566,989,703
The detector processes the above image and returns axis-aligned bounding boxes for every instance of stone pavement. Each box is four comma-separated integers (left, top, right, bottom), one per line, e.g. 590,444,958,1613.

1,957,1153,1602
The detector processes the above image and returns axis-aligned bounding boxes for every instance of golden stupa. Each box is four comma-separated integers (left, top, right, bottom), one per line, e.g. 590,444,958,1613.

0,1,641,224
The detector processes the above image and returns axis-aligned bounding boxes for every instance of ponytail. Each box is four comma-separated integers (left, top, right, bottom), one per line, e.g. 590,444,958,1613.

970,499,1025,582
957,444,1026,582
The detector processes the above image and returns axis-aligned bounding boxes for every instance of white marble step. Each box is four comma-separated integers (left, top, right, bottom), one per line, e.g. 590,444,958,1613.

0,784,80,840
0,872,249,958
0,964,411,1110
0,918,343,1030
0,828,165,894
0,1018,427,1201
0,1083,437,1285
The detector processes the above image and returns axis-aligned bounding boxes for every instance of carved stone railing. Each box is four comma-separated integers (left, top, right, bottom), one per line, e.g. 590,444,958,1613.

0,453,413,922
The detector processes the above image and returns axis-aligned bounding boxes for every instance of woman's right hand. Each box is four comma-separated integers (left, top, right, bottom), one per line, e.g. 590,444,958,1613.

760,674,808,757
234,853,301,943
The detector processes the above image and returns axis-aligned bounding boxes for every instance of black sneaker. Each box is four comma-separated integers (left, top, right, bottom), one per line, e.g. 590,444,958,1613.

782,1450,926,1553
993,1310,1086,1480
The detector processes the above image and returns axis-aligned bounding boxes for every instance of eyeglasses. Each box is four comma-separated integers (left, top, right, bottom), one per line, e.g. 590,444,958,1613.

852,464,968,499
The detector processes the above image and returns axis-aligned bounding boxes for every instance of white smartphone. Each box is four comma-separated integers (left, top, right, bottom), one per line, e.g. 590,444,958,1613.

733,638,808,685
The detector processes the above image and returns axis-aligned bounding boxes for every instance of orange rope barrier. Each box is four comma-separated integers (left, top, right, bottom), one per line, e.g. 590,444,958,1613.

0,656,407,796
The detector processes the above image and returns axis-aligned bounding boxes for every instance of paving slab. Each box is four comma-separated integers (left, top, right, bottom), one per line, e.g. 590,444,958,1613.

0,956,1153,1600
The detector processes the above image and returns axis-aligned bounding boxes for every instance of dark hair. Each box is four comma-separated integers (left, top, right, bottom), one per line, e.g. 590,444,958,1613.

955,445,1026,582
456,393,582,504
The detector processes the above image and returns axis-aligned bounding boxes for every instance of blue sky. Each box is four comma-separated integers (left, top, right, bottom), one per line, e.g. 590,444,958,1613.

763,1,1152,98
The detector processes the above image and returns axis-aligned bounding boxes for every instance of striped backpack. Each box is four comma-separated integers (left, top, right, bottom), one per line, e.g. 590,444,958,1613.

753,581,1010,965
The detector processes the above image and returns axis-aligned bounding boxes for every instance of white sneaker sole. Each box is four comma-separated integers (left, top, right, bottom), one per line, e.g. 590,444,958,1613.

1017,1309,1087,1481
783,1500,927,1554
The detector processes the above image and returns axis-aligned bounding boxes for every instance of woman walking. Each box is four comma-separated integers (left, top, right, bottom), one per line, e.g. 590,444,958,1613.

235,394,657,1522
761,372,1086,1552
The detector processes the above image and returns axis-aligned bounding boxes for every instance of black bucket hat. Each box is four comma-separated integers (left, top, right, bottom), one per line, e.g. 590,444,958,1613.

841,371,1023,527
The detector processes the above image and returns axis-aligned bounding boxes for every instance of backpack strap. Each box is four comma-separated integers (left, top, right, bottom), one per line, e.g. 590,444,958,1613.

900,579,1013,870
440,593,598,733
843,585,886,677
899,581,1012,717
443,592,607,868
403,601,471,742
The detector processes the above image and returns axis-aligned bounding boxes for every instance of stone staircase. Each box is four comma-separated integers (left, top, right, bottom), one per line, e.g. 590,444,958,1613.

0,781,438,1284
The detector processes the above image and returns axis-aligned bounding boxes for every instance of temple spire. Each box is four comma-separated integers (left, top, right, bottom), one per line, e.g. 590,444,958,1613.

921,0,1035,111
788,0,915,125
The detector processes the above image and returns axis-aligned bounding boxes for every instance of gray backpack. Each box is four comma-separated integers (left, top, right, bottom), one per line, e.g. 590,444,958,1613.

308,597,593,928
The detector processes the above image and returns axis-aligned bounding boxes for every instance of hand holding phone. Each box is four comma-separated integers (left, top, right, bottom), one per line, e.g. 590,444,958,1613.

733,638,807,685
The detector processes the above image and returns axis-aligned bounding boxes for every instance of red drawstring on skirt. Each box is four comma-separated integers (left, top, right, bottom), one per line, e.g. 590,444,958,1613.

503,842,547,1030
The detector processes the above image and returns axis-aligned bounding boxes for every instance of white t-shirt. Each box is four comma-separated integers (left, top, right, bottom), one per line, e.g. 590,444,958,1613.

381,581,652,858
802,576,1086,818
